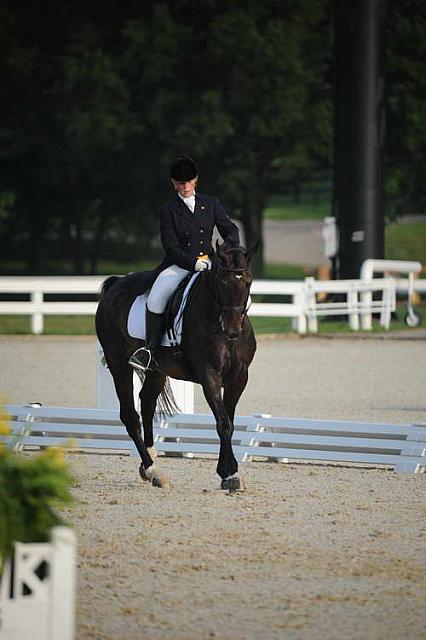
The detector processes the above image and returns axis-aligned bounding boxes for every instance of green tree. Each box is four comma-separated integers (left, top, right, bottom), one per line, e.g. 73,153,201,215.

51,41,141,272
140,0,332,274
0,2,146,273
386,0,426,218
0,1,332,275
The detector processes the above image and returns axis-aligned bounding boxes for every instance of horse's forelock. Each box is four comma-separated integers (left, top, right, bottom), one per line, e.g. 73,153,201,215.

217,245,248,269
235,249,249,269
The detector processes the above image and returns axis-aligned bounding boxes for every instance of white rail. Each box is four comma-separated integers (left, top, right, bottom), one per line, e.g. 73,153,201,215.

0,268,423,335
249,279,307,333
0,275,309,334
360,259,423,329
4,404,426,474
0,276,102,334
304,276,396,332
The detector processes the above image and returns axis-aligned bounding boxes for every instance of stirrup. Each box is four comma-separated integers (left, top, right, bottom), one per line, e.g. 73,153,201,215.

129,347,152,372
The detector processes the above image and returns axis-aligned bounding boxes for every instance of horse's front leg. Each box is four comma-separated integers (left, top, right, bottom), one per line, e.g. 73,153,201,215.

201,370,243,492
223,367,248,424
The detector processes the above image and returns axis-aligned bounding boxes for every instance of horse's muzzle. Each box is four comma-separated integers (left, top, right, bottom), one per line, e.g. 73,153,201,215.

225,332,241,341
222,320,243,340
220,307,245,340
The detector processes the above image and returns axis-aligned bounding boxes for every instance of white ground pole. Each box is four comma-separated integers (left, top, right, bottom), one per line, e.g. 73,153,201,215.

96,341,194,413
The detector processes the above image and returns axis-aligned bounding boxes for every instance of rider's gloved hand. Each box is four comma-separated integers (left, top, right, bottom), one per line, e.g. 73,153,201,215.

195,258,210,272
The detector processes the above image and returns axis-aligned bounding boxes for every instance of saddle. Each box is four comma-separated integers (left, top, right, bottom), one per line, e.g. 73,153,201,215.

164,273,201,345
127,272,201,347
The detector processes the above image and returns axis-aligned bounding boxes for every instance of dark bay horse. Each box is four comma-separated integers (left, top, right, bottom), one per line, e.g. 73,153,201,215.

95,242,257,491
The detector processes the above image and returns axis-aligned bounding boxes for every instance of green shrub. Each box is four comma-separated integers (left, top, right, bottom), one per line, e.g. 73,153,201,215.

0,407,74,571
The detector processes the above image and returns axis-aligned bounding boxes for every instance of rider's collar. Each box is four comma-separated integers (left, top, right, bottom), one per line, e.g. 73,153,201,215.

178,192,196,213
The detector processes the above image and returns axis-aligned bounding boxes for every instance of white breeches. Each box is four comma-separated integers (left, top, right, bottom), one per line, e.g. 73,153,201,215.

147,265,190,313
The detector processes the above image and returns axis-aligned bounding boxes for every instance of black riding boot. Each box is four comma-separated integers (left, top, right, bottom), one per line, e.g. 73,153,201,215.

129,310,165,372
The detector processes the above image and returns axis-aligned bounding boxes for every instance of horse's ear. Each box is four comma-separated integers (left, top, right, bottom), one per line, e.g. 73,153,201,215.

216,240,227,258
246,240,259,262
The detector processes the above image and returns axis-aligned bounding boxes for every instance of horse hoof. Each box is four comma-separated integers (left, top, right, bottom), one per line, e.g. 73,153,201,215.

151,471,172,489
143,464,173,489
139,464,150,481
221,475,245,493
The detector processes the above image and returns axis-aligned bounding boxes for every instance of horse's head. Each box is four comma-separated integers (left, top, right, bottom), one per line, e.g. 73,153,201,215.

211,241,259,340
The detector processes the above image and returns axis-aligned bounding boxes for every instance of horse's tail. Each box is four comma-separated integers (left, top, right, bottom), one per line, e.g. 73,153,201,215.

135,371,181,417
100,275,122,297
158,378,181,417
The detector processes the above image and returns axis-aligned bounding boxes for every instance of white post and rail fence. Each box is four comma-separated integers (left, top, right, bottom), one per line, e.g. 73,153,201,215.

0,259,423,335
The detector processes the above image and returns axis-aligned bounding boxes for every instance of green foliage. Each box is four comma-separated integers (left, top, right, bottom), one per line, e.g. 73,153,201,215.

1,1,425,277
0,418,74,569
386,1,426,217
0,0,332,276
181,0,332,273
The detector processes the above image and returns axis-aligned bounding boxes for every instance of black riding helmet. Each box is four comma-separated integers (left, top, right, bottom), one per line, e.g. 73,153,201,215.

170,156,198,182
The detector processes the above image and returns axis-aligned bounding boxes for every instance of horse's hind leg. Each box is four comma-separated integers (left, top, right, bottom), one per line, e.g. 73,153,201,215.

139,370,167,448
108,359,157,480
137,371,172,488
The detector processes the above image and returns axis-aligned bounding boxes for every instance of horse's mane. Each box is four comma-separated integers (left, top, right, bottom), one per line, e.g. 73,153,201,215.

99,271,155,299
100,275,122,296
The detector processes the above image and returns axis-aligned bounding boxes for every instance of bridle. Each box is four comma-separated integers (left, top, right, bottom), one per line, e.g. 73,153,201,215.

205,251,252,337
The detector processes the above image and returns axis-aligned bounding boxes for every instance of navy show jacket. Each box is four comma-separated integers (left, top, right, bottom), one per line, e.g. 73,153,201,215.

158,193,240,272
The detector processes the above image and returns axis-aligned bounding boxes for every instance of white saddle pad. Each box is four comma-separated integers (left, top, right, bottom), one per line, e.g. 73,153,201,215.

127,273,200,346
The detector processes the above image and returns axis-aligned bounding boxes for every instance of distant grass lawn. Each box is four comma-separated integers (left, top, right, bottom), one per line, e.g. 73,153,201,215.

264,192,332,221
264,263,312,279
0,302,423,336
386,220,426,265
0,315,96,335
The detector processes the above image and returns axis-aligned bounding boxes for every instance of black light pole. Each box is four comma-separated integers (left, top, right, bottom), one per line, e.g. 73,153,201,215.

333,0,387,279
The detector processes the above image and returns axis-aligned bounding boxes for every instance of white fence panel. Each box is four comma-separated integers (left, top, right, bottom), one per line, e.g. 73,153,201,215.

360,259,422,329
4,405,426,473
0,527,76,640
304,276,396,332
0,264,423,334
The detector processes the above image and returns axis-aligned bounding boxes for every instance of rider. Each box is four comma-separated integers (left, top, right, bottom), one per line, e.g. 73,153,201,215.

129,156,240,372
